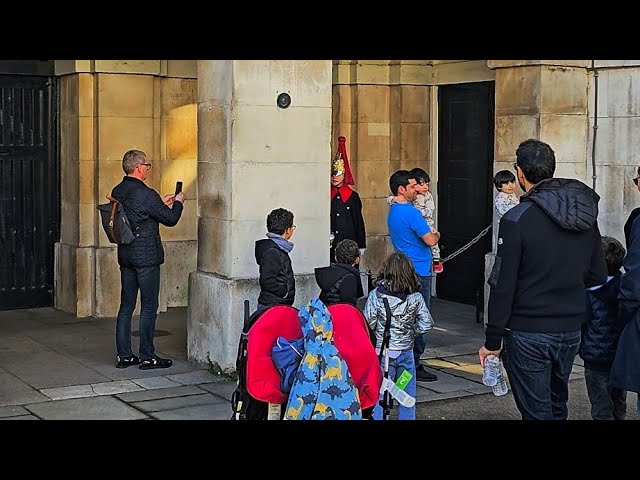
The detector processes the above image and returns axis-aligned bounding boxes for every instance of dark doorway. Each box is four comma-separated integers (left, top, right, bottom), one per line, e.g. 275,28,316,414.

436,81,494,306
0,66,59,310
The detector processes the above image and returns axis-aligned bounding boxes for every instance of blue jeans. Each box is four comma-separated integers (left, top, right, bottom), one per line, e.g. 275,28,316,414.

503,330,581,420
584,368,627,420
116,265,160,361
373,349,417,420
413,275,432,367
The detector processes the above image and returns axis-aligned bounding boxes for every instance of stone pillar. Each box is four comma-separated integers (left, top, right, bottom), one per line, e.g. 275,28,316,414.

483,60,590,324
188,60,332,369
54,73,96,317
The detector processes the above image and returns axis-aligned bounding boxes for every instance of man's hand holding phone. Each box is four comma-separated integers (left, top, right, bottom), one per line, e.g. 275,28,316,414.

162,182,185,205
174,181,185,204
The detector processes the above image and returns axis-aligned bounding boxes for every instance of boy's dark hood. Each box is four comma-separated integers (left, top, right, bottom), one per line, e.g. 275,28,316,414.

314,263,359,290
255,238,277,265
521,178,600,232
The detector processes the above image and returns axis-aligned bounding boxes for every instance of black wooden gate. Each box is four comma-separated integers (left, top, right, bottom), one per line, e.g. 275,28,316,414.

0,73,59,310
436,81,494,306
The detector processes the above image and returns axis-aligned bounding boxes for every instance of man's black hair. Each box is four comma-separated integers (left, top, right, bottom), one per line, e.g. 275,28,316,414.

389,170,414,196
409,167,430,184
515,138,556,185
266,208,294,235
601,236,625,276
493,169,516,191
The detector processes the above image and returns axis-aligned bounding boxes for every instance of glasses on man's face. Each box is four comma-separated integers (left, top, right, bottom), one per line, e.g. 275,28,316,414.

418,180,430,187
139,162,152,170
634,177,639,186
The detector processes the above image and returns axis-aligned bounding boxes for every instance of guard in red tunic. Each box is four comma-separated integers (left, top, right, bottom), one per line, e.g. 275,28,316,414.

330,136,366,263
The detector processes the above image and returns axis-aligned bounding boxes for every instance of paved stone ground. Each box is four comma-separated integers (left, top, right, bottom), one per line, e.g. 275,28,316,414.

415,379,640,420
0,298,597,420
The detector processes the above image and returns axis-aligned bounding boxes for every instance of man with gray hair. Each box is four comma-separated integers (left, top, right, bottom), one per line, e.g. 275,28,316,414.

111,149,185,370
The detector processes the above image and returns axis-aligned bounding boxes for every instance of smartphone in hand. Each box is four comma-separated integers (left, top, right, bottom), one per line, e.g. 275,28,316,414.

175,181,183,196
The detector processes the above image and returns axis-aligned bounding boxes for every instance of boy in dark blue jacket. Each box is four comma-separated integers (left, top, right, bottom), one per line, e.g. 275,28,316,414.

255,208,296,309
580,236,627,420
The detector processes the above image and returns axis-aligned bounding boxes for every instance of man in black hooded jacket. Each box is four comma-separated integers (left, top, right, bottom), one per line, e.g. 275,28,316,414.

479,139,607,420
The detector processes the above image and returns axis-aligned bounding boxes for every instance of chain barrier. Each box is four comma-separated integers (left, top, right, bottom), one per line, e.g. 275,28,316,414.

440,223,493,264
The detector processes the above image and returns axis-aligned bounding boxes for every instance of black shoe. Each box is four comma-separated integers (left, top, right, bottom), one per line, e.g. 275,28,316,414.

416,365,438,382
139,356,173,370
116,355,140,369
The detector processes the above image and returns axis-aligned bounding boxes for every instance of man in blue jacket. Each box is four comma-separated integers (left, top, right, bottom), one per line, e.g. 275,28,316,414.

479,139,607,420
111,149,185,370
387,170,441,382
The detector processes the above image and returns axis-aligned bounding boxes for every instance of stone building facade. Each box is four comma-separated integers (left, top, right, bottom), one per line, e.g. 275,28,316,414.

3,60,636,369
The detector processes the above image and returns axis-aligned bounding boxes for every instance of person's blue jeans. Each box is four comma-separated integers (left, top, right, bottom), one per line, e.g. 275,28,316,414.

413,275,432,367
503,330,581,420
584,368,627,420
116,265,160,361
373,349,417,420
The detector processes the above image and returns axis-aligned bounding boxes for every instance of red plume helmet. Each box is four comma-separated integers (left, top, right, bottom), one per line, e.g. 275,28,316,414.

331,136,355,186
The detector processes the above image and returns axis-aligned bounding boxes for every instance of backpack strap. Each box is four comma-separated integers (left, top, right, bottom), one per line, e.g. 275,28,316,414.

379,296,394,419
106,195,119,228
379,297,393,363
106,194,139,233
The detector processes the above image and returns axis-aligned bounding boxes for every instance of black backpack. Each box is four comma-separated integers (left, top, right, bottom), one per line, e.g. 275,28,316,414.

97,196,136,245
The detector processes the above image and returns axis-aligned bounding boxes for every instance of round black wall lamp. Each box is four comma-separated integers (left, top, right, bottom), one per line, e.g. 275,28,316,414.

277,92,291,109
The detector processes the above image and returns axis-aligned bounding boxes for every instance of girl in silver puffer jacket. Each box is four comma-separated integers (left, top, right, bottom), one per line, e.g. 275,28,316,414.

364,252,434,420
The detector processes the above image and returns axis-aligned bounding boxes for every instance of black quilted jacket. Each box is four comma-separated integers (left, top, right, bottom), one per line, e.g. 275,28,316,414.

111,176,183,268
580,273,623,372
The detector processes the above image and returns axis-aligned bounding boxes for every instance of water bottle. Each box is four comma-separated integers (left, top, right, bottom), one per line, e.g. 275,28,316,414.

483,355,509,396
482,355,500,387
493,367,509,396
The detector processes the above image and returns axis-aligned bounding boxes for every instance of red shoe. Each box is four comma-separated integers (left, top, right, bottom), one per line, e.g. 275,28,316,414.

433,261,443,274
